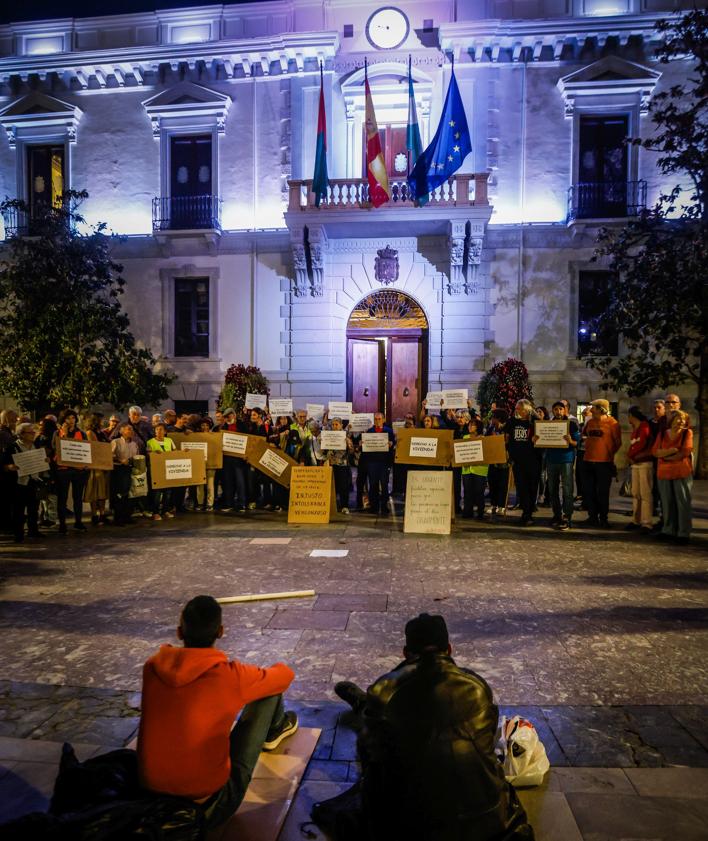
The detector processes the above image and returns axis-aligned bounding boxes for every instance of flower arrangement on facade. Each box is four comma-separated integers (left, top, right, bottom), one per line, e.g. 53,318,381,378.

477,358,534,417
218,364,269,412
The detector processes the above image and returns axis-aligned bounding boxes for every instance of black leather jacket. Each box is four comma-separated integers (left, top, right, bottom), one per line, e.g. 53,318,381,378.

358,651,533,841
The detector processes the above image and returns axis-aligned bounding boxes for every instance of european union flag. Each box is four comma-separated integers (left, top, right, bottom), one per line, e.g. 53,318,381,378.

408,70,471,203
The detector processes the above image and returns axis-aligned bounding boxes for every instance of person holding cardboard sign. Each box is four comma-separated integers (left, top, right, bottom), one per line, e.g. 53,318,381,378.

365,413,395,515
461,418,489,520
320,417,354,514
1,422,48,542
53,409,89,534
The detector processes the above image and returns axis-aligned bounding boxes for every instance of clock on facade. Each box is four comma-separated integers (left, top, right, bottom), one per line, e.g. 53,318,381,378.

365,7,410,50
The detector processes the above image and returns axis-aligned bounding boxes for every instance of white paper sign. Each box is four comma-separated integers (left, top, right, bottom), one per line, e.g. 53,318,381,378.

181,441,208,461
320,430,347,450
361,432,390,453
453,439,484,464
410,436,438,458
222,432,248,455
269,398,293,417
12,448,49,478
59,439,92,464
534,420,570,448
259,448,288,477
165,458,193,480
441,389,468,409
425,391,443,414
328,401,353,419
306,403,325,421
245,392,268,410
392,421,406,430
349,413,374,433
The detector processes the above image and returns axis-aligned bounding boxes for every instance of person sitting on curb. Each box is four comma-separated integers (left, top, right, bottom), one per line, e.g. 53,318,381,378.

137,595,298,831
327,613,534,841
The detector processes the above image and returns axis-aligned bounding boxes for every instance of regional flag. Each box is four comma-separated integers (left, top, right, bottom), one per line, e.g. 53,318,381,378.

408,69,471,204
364,74,390,208
406,60,427,206
312,66,329,207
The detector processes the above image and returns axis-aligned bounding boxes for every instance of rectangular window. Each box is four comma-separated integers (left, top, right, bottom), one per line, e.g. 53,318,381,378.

169,134,213,228
174,278,209,357
577,271,618,357
576,115,629,218
27,144,65,217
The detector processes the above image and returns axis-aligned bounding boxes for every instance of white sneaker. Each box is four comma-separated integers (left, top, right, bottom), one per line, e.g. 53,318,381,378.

248,502,257,510
342,507,350,514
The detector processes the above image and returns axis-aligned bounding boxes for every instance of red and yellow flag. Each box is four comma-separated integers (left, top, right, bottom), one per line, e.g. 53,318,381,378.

364,76,390,208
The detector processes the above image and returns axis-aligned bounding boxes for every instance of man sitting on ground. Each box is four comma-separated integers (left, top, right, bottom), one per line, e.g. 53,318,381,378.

332,613,534,841
138,595,298,830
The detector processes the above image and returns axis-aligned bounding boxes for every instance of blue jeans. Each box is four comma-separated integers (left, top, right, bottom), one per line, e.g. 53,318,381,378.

658,476,692,538
203,693,286,829
546,461,574,522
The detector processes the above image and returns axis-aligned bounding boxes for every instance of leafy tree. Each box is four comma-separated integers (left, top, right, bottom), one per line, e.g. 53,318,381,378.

219,364,269,411
585,9,707,477
477,358,533,417
0,191,173,417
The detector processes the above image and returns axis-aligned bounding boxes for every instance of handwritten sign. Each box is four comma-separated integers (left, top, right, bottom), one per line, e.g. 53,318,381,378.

534,420,570,448
150,450,206,489
12,448,49,478
58,439,92,465
170,432,223,469
361,432,389,452
441,389,468,409
222,431,249,457
410,436,438,458
306,403,325,421
180,441,208,462
245,393,268,410
259,448,288,477
349,413,374,433
404,471,453,535
453,439,484,464
328,401,353,420
269,398,293,417
288,466,336,524
320,430,347,450
395,428,453,466
425,391,443,414
245,438,297,487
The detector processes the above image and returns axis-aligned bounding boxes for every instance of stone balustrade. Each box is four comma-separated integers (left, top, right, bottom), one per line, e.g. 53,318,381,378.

287,172,489,211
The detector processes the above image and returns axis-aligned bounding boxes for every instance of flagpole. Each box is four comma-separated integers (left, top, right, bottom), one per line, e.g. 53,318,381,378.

407,54,412,177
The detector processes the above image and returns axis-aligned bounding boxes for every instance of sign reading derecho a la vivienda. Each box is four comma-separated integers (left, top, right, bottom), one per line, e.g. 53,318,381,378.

222,431,249,457
410,436,438,458
320,430,347,450
328,401,353,419
269,398,293,416
12,448,49,477
404,471,453,535
361,432,389,452
166,458,192,481
150,450,206,489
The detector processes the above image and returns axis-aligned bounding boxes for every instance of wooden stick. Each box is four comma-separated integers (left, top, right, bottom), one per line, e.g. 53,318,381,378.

217,590,316,605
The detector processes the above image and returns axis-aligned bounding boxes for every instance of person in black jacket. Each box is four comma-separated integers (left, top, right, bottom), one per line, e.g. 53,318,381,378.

504,399,542,526
364,413,395,515
332,614,534,841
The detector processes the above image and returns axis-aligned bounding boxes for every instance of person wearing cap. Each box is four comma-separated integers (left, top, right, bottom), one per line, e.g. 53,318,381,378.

581,399,622,528
328,614,534,841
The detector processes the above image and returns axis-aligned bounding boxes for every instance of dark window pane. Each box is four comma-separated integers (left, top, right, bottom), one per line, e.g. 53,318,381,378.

26,144,65,218
175,277,209,357
577,271,618,357
169,135,213,228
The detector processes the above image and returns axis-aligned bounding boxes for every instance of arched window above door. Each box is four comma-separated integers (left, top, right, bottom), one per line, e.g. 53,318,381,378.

348,291,428,330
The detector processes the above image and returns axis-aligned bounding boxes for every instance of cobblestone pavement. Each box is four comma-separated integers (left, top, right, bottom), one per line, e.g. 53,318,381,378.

1,482,707,834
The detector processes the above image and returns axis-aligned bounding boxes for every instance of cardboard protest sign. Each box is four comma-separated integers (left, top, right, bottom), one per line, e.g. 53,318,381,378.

57,439,113,470
328,401,353,419
149,450,206,489
245,437,297,488
170,432,223,469
395,428,453,466
361,432,390,453
221,431,249,459
349,413,373,433
320,430,347,450
245,393,268,410
452,435,507,467
404,471,453,535
12,448,50,478
534,420,570,448
269,398,293,417
288,466,336,524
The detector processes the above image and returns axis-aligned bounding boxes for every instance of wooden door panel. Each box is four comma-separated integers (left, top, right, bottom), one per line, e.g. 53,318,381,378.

350,339,382,414
389,340,420,421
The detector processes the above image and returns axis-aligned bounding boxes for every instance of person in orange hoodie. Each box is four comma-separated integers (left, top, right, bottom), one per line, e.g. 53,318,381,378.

138,594,297,830
581,398,622,528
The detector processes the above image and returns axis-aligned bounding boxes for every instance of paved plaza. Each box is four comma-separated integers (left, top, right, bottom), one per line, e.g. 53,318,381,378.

1,483,707,839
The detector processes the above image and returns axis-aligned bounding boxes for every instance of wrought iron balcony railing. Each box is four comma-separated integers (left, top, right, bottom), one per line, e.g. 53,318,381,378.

287,173,489,211
1,207,29,239
567,180,647,222
152,195,222,231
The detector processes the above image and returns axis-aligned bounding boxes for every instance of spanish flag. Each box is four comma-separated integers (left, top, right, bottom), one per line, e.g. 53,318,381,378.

364,68,390,208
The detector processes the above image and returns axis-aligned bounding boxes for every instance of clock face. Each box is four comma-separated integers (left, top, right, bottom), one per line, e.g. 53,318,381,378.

365,7,410,50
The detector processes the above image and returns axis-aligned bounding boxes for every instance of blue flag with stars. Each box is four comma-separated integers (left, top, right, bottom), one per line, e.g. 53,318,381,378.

407,69,471,202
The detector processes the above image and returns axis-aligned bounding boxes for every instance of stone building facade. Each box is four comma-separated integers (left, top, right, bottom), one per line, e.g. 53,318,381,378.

0,0,696,419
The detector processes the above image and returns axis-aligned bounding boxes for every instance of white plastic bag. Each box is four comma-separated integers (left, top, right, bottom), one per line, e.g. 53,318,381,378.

129,472,148,499
496,715,550,787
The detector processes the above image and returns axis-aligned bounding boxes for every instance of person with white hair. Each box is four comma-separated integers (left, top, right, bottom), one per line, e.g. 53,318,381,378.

1,422,48,542
109,405,154,455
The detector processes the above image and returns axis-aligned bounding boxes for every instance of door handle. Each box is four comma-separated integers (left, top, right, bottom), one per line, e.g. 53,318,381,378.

403,387,410,397
363,387,369,397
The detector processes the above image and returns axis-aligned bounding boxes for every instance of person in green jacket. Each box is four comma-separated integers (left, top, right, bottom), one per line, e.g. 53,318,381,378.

462,417,489,520
146,422,176,520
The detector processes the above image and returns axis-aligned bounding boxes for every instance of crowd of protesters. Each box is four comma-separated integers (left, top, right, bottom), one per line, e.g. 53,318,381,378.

0,390,695,544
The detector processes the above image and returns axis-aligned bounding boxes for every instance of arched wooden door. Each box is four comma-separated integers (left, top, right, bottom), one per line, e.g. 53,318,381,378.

346,291,428,423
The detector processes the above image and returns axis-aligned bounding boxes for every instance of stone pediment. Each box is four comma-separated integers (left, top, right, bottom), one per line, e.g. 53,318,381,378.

142,82,231,135
557,57,661,116
0,92,82,147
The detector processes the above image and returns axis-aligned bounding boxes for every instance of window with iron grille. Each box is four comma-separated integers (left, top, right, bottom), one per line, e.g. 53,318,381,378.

27,143,65,216
175,278,209,357
577,271,618,357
